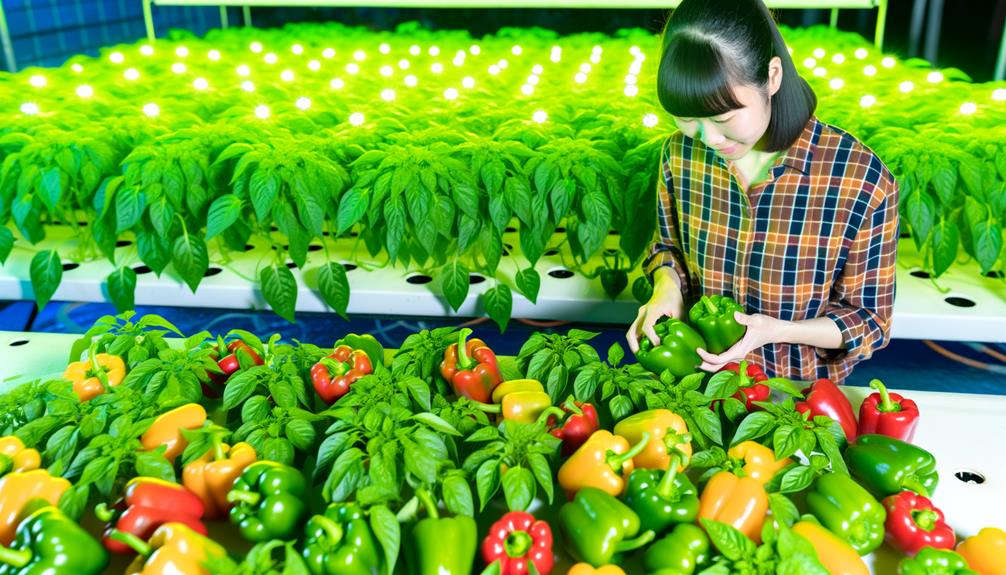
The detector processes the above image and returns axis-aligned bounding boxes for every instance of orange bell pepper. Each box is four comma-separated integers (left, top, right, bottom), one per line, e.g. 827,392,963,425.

567,564,626,575
183,442,257,520
697,471,767,543
117,522,227,575
0,469,71,544
956,527,1006,575
612,409,692,471
558,430,651,498
141,404,207,463
793,519,869,575
63,352,126,401
0,436,41,475
727,441,791,485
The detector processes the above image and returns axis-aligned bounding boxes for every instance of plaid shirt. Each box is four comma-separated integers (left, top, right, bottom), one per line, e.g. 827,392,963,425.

644,116,899,384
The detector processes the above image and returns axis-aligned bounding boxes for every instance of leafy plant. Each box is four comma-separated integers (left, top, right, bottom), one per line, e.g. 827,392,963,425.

516,328,601,403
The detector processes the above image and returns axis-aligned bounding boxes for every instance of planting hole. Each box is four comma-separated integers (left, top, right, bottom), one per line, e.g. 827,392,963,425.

9,340,29,347
322,231,330,237
909,269,931,279
77,221,88,227
470,274,486,285
204,267,223,277
955,470,985,484
604,248,619,257
548,268,575,279
945,295,975,308
984,270,1005,280
244,244,255,252
285,262,298,269
406,274,432,285
308,244,323,252
544,249,559,256
116,240,133,248
61,262,79,272
342,263,358,272
505,226,517,233
608,230,620,236
899,231,911,239
349,231,359,237
555,226,566,233
133,265,152,275
270,225,279,232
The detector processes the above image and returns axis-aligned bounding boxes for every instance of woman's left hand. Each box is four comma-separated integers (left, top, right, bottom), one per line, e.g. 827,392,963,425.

696,312,788,372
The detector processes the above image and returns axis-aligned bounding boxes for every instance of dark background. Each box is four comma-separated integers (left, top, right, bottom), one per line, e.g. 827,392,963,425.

3,0,1005,81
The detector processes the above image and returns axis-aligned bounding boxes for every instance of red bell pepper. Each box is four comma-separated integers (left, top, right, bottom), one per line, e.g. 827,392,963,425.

858,379,919,443
543,398,600,457
882,491,955,556
481,511,554,575
204,339,264,397
440,328,502,403
95,477,207,554
795,378,858,443
311,345,374,404
719,361,770,411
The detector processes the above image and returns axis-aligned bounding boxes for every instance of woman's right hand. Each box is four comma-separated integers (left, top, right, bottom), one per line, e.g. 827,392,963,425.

626,268,685,353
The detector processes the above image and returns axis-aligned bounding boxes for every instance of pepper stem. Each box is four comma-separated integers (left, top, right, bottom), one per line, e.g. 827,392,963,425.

226,489,261,506
701,295,719,315
536,406,567,427
504,530,533,559
472,401,502,414
321,358,348,376
870,379,900,413
901,478,930,498
456,328,475,371
607,432,651,471
656,454,681,498
737,361,750,387
312,515,345,544
0,457,11,477
614,529,656,553
415,487,440,520
0,546,32,567
912,509,940,532
94,502,116,522
108,530,153,557
213,438,226,461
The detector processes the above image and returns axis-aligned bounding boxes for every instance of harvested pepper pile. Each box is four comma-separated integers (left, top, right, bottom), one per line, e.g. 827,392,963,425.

0,307,1002,575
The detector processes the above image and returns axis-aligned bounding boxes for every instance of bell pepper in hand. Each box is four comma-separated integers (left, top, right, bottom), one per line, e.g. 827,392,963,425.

0,505,108,575
795,378,858,443
726,441,791,485
858,379,920,443
183,441,257,520
113,522,227,575
406,488,477,575
140,403,207,463
559,487,655,567
0,470,70,545
697,471,767,543
883,491,954,555
899,547,978,575
63,352,125,401
311,345,374,404
846,434,939,498
302,503,382,575
717,361,770,411
567,565,626,575
544,398,600,457
481,510,553,575
642,523,710,575
476,392,552,424
956,527,1006,575
793,518,869,575
558,430,651,498
440,328,502,403
806,472,886,555
333,333,385,370
0,437,40,476
624,453,699,535
228,461,307,542
96,477,207,554
688,295,746,355
613,409,692,471
634,318,705,379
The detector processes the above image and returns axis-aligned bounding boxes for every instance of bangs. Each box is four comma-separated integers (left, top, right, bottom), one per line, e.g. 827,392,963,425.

657,31,744,119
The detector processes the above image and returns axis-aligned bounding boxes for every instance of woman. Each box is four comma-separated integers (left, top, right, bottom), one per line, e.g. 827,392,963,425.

626,0,899,383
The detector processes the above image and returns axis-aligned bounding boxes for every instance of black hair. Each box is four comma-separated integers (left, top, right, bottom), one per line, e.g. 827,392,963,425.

657,0,817,152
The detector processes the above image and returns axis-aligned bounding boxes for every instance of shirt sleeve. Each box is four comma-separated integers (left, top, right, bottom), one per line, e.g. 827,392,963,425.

643,138,691,298
818,173,899,363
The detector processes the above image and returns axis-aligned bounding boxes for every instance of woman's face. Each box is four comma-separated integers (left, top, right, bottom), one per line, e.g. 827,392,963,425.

672,83,772,161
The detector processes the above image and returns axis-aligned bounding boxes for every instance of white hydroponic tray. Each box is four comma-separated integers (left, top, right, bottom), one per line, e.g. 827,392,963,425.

0,225,1004,342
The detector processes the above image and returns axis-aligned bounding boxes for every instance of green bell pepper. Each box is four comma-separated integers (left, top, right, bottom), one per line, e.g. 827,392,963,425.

405,488,477,575
334,334,386,370
634,318,705,379
688,295,746,355
845,434,939,499
303,503,381,575
899,547,978,575
806,472,886,555
623,453,699,535
0,504,109,575
228,461,308,542
559,487,656,567
642,523,709,575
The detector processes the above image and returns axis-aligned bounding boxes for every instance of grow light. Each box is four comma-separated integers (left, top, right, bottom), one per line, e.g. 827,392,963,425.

140,45,154,56
899,81,914,93
296,97,311,110
462,77,475,88
854,48,869,59
580,63,592,73
499,59,509,69
832,54,846,64
803,57,817,68
590,54,601,64
532,110,547,123
193,78,209,90
292,44,304,55
330,78,345,89
323,48,335,59
960,102,977,115
20,103,39,115
264,53,278,64
110,52,125,64
511,46,523,56
236,65,251,76
254,105,270,119
354,50,367,61
527,75,539,85
409,45,421,56
628,46,639,57
575,73,587,84
380,66,394,77
349,112,365,126
860,94,877,107
521,84,534,95
171,63,187,74
281,70,295,82
29,75,46,88
532,65,544,75
643,113,659,128
469,45,481,56
629,62,642,75
308,60,321,71
927,71,944,83
398,59,410,70
993,88,1006,101
381,89,396,101
625,74,637,85
124,68,140,81
76,85,94,98
176,46,189,58
241,81,255,92
380,43,391,55
429,46,441,57
882,57,896,68
444,88,459,100
250,42,263,53
813,47,826,58
489,65,500,75
829,78,845,90
142,103,160,117
813,67,827,77
625,85,639,97
404,75,418,87
431,63,444,74
208,49,221,61
863,65,877,76
346,63,360,75
71,64,84,73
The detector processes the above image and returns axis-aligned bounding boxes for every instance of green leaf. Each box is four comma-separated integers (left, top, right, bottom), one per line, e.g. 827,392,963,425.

116,185,147,233
441,261,470,312
317,262,350,320
107,267,137,313
38,167,62,211
501,465,535,511
0,227,13,264
172,234,208,293
700,518,756,562
769,493,801,527
370,505,401,575
263,437,295,465
632,276,654,304
550,178,576,223
58,484,90,521
149,197,175,239
730,411,777,446
609,395,633,422
135,450,176,481
931,218,960,277
285,419,316,451
905,189,936,247
443,473,475,517
206,194,243,240
573,367,599,402
972,219,1003,274
483,283,512,332
29,250,62,309
813,427,848,475
773,424,802,461
704,371,740,400
337,187,368,234
222,368,261,410
527,452,554,504
249,168,280,222
779,464,816,494
607,342,625,367
515,268,541,304
413,412,462,436
762,377,804,397
777,552,830,575
476,458,501,511
261,264,298,322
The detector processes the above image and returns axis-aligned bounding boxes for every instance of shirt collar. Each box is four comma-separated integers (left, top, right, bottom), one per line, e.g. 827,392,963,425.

776,115,820,175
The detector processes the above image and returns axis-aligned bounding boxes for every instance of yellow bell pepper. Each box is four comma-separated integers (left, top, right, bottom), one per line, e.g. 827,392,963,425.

697,471,767,544
956,527,1006,575
63,353,126,401
121,522,227,575
612,409,692,471
567,564,626,575
0,436,40,475
141,404,207,463
183,442,257,520
793,519,869,575
727,441,791,485
558,430,650,498
491,379,545,403
0,469,71,544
